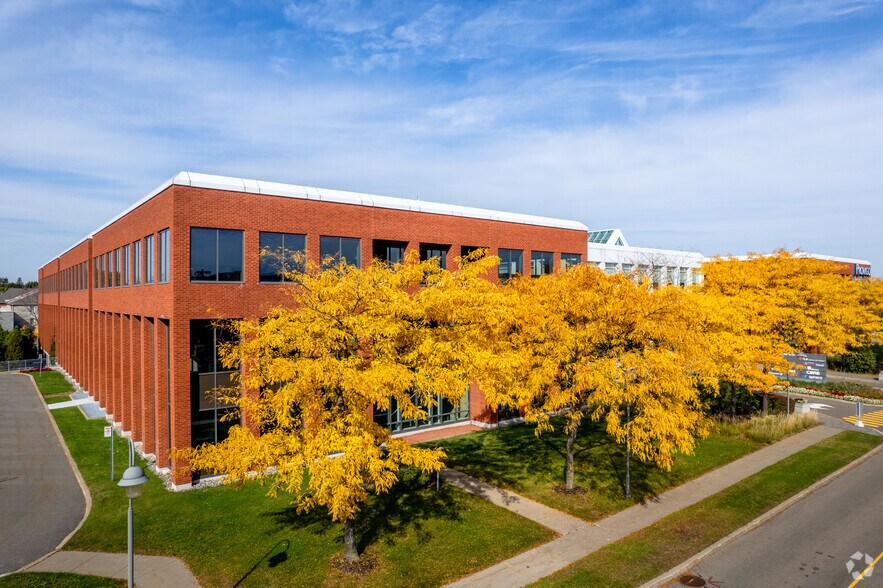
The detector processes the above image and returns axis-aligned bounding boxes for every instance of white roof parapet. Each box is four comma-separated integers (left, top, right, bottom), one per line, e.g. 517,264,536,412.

176,172,589,231
42,172,588,270
708,252,872,266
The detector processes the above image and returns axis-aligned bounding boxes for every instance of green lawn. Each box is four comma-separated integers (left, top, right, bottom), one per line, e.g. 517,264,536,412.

430,415,812,522
0,573,123,588
27,370,73,398
38,371,554,588
532,431,881,587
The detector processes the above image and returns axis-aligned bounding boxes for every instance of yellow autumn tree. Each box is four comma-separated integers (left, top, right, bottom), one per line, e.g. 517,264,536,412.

700,250,882,412
477,265,716,494
182,250,499,564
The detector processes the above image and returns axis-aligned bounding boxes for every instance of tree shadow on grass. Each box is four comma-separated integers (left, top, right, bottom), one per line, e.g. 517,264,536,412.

603,445,659,504
263,469,461,555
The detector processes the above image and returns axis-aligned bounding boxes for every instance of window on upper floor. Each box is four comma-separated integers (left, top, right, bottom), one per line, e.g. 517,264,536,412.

158,228,170,283
372,240,407,267
259,232,306,282
531,251,554,278
561,253,581,270
132,240,141,285
419,243,449,269
320,236,360,269
145,235,155,284
498,248,523,281
190,227,243,282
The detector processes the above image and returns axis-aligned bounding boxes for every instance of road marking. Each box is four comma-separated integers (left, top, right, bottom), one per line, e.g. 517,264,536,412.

847,550,883,587
844,409,883,428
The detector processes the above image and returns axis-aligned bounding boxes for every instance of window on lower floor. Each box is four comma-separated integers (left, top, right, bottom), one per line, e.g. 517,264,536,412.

259,232,306,282
320,236,361,269
190,228,243,282
373,390,469,432
498,248,523,281
531,251,554,277
190,319,240,447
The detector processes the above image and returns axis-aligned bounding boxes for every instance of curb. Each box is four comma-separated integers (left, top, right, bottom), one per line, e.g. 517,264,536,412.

638,435,883,588
14,373,93,574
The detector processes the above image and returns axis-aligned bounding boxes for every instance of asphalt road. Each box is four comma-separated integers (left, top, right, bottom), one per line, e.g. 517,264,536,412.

681,445,883,588
0,374,86,575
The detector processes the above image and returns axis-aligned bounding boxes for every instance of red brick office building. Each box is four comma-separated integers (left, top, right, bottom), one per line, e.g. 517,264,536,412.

38,172,588,486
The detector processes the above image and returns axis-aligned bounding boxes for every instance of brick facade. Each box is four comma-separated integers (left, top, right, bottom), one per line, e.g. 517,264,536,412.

38,173,588,485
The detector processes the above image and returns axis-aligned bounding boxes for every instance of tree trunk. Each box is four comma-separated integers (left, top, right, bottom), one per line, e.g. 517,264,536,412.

565,425,577,490
625,402,631,500
344,518,359,563
762,393,769,417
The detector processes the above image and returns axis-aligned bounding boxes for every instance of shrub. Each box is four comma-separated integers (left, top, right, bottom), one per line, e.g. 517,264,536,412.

828,346,879,374
744,413,818,444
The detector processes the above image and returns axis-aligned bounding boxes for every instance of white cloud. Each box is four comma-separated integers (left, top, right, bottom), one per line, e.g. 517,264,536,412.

746,0,882,27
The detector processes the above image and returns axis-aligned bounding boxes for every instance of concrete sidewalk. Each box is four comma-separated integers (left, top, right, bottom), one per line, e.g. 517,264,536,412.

24,550,200,587
444,425,840,588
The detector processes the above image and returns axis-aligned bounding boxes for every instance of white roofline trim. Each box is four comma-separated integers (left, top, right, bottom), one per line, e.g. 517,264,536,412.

42,172,588,269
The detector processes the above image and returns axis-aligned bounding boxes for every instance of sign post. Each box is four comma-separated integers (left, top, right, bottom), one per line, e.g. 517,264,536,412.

105,426,114,479
856,401,865,428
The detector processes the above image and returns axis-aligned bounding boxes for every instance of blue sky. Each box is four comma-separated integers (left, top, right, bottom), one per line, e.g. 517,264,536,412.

2,0,882,280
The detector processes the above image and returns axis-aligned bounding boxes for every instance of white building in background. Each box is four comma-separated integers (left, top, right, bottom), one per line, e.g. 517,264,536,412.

585,229,704,287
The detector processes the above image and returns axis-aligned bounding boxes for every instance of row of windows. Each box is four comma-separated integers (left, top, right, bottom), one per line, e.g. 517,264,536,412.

45,228,584,291
93,229,169,290
193,228,584,284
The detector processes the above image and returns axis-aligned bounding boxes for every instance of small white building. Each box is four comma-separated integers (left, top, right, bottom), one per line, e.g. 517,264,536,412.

585,229,704,287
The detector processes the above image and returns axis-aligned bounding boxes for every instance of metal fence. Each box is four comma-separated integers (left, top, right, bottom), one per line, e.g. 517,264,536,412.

0,356,57,373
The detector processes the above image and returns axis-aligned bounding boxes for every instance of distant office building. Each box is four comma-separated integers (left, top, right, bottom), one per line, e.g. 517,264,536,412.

0,288,38,331
38,172,588,487
585,229,704,287
724,252,872,279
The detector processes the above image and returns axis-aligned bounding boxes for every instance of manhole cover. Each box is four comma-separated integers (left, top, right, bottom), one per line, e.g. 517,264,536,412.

678,574,706,587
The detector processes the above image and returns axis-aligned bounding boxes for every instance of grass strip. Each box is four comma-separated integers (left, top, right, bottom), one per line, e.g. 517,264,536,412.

36,371,553,588
0,572,124,587
532,431,881,587
431,415,813,522
27,370,74,397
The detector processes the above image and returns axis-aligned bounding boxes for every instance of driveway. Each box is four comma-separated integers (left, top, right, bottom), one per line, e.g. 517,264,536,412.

0,374,86,575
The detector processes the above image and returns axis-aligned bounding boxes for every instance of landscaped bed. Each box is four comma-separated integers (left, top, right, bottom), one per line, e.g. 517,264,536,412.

38,375,554,588
430,413,817,523
530,431,882,587
782,379,883,403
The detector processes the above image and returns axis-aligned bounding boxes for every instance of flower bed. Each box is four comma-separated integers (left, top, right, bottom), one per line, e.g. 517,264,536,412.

780,385,883,406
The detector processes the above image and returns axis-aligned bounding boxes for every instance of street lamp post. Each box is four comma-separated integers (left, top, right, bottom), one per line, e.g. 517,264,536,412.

117,438,149,588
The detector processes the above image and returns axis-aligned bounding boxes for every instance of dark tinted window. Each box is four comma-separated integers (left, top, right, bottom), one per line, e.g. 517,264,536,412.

320,236,361,268
498,248,523,281
259,232,306,282
561,253,581,269
420,243,449,269
372,240,407,266
190,228,244,282
531,251,553,277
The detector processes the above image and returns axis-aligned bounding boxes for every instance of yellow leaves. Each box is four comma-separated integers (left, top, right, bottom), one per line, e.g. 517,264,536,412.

182,249,493,524
700,251,883,390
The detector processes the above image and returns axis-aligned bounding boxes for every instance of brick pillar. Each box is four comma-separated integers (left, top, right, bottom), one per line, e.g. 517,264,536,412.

110,313,120,423
468,380,493,424
97,311,107,408
169,319,192,485
154,318,170,469
142,317,156,456
120,314,132,433
130,315,142,440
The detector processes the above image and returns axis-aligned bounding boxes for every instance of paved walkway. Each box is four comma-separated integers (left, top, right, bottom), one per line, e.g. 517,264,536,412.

0,374,87,575
443,425,840,588
25,551,200,587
